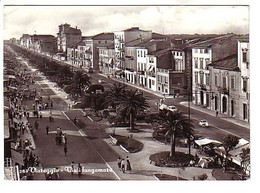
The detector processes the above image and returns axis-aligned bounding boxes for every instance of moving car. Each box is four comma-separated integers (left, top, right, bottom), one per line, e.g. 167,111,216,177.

199,120,209,127
98,79,105,84
167,105,178,112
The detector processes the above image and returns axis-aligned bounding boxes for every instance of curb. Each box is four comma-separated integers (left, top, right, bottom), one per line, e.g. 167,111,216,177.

153,174,160,181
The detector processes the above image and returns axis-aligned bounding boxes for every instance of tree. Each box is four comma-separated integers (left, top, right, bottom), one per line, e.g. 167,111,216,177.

240,147,250,174
117,89,149,130
103,83,126,108
222,135,239,168
149,109,194,158
72,70,91,92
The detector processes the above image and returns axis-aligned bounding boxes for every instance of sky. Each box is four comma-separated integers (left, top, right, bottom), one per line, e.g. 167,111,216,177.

3,4,249,40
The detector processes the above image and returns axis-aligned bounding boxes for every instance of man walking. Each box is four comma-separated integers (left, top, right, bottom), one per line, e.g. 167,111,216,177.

46,126,49,135
71,161,74,175
216,110,219,117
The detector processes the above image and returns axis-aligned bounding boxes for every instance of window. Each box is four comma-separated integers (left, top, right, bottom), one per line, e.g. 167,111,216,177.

137,51,140,57
195,72,198,83
200,58,204,69
194,49,198,53
223,77,227,88
215,75,218,86
231,76,235,90
200,72,204,84
165,77,168,84
206,74,210,86
243,51,247,63
152,80,155,85
194,58,198,68
243,78,247,92
204,49,208,53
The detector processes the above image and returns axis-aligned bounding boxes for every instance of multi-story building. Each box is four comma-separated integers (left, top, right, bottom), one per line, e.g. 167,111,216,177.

237,37,250,122
98,43,115,75
136,40,171,87
191,34,238,108
203,35,249,122
57,23,82,54
209,55,240,117
30,34,57,55
114,27,152,74
20,34,32,48
66,33,114,70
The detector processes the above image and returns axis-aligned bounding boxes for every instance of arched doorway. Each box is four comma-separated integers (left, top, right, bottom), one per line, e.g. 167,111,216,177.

222,96,227,113
215,96,218,110
231,100,235,116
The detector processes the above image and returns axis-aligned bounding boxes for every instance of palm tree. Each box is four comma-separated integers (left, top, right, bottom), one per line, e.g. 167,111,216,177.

72,70,91,91
150,109,194,158
103,83,126,108
117,89,149,130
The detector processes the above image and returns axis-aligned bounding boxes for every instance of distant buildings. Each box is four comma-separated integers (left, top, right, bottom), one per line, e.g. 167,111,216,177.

57,23,82,54
16,23,250,123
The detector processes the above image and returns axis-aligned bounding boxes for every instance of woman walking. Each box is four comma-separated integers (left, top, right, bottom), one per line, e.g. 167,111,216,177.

117,157,122,171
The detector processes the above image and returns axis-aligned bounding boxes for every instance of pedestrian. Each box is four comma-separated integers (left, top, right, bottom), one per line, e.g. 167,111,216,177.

74,117,77,125
121,159,125,173
117,157,122,171
64,133,67,145
46,126,49,135
49,115,52,122
77,163,82,178
71,161,74,175
126,156,132,172
64,144,68,156
34,120,39,130
39,112,42,119
216,110,219,117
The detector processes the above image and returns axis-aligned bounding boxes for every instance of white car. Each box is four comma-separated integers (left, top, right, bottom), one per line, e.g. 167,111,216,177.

199,120,209,127
167,105,178,112
98,79,105,84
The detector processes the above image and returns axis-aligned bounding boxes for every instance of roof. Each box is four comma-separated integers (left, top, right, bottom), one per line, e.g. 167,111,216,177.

97,43,115,49
125,38,144,47
189,34,235,48
195,138,222,146
148,48,172,57
152,32,168,39
91,33,114,40
208,54,240,72
136,39,167,48
123,27,151,32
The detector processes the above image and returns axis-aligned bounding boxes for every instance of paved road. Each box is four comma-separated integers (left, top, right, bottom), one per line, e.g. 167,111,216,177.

89,72,250,141
12,57,122,180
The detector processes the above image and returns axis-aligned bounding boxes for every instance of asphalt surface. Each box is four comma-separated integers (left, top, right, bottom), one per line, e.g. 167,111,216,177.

88,72,250,142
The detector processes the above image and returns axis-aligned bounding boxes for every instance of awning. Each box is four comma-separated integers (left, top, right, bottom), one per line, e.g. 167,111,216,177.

195,138,222,147
5,75,16,79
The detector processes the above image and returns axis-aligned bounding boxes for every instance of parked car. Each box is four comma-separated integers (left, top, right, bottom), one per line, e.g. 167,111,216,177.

199,120,209,127
158,104,178,112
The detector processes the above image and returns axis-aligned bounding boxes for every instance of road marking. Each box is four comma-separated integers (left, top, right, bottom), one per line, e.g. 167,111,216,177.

61,111,121,180
87,116,93,122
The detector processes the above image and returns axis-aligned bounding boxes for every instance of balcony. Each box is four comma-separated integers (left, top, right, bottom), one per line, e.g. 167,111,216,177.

125,55,134,60
217,86,229,95
137,70,145,75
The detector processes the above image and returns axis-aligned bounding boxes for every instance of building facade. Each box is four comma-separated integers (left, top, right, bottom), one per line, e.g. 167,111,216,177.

57,23,82,53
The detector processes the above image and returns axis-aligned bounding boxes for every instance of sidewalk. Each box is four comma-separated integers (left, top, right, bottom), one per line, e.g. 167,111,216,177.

103,124,216,180
180,101,250,129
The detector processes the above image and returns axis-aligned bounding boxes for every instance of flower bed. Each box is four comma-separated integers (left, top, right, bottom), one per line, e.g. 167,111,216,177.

113,135,143,153
149,151,193,167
